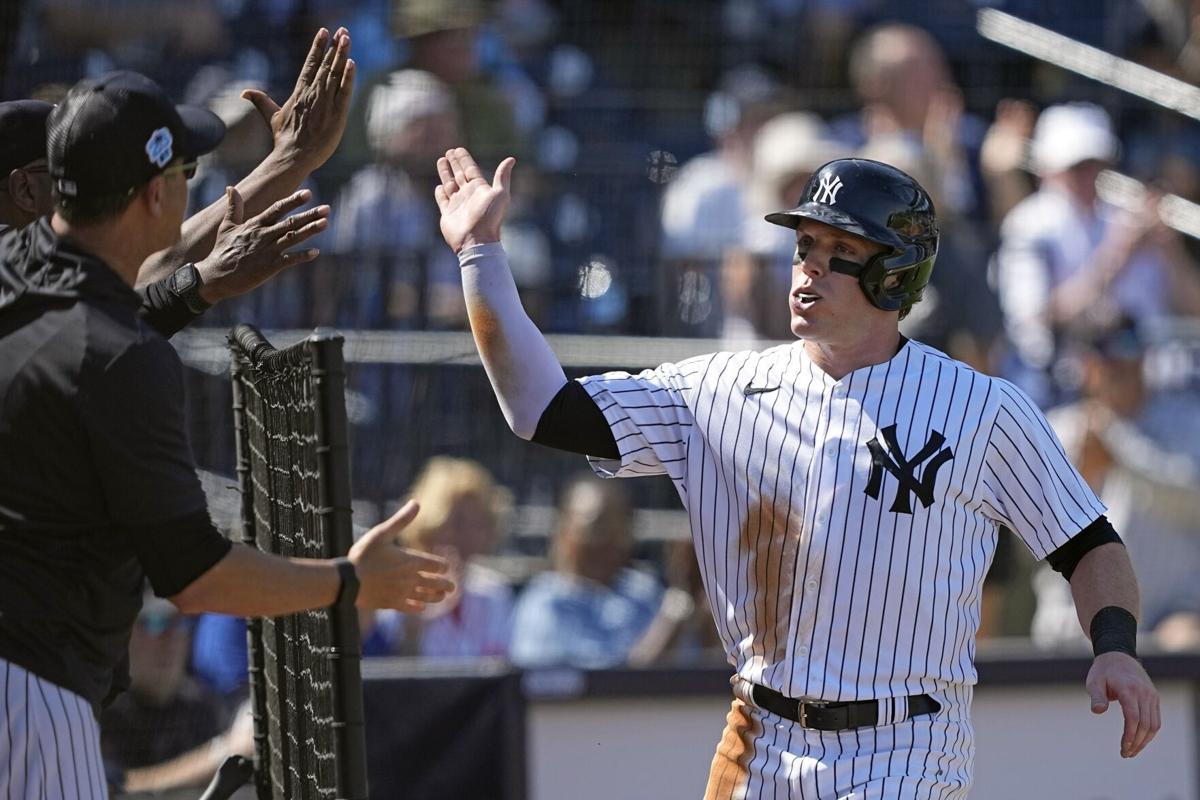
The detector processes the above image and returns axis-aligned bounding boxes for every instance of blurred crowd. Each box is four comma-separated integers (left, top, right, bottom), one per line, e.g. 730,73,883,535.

5,0,1199,343
8,0,1200,791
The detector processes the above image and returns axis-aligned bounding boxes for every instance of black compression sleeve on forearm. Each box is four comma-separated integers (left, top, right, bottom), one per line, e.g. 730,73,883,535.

137,277,203,339
531,380,620,459
127,509,233,597
1046,514,1123,581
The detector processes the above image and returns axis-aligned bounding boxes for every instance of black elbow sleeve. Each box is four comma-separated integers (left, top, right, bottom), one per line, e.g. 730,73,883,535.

531,380,620,459
1045,515,1123,581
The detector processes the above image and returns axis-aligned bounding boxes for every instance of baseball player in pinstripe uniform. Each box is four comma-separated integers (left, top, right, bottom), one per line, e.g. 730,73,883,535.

435,147,1160,798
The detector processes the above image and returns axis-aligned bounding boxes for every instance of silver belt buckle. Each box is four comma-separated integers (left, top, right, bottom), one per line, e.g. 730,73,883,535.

798,699,826,728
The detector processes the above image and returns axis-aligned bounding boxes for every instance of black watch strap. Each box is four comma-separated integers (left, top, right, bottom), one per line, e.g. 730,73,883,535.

171,262,211,315
333,557,360,607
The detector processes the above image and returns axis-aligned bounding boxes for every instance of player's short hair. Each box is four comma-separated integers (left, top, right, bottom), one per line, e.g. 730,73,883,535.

52,185,137,226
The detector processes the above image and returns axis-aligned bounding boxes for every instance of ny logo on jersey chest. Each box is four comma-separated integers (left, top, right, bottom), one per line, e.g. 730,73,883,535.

864,425,954,514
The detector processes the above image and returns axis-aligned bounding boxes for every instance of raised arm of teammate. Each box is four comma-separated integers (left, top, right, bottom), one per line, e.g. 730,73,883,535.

137,26,356,289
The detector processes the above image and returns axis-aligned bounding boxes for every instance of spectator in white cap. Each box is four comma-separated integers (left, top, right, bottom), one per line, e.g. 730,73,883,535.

329,69,464,328
993,102,1200,406
725,112,844,343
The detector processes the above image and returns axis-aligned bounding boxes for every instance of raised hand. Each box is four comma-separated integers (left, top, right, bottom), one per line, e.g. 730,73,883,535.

194,186,329,304
980,98,1036,175
1085,651,1161,758
923,86,964,162
348,501,456,613
434,147,516,253
241,27,356,174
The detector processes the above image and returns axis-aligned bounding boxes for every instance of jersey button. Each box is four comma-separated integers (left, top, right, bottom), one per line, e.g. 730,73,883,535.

806,579,818,592
825,444,837,457
797,645,809,657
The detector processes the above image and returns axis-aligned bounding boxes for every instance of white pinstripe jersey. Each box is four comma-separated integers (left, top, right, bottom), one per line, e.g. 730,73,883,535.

579,339,1105,702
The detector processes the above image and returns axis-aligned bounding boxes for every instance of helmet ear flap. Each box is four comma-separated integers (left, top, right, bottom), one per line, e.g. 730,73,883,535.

858,244,935,311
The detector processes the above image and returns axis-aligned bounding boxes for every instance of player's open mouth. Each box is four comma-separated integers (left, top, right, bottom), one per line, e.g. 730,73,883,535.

792,291,821,309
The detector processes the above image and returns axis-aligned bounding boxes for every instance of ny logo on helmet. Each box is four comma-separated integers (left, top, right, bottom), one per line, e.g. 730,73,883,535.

813,174,844,205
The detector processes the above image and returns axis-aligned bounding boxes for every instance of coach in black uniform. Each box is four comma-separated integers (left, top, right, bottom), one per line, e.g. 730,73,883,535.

0,72,454,799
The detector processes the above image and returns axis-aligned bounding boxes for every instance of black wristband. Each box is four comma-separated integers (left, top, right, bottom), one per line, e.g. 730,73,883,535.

333,557,360,607
1090,605,1138,658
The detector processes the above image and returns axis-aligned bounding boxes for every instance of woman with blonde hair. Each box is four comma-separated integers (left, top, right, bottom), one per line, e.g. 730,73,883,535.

363,457,514,658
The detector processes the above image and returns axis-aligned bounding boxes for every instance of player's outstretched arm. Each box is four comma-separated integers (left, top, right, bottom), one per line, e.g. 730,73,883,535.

435,147,568,438
168,501,455,617
1070,542,1160,759
137,26,355,287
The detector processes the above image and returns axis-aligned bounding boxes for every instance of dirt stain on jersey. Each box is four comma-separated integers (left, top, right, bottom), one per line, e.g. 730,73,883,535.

742,497,800,663
704,698,760,800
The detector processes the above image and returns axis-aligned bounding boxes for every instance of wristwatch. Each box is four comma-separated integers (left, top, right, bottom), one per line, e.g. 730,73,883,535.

171,262,211,314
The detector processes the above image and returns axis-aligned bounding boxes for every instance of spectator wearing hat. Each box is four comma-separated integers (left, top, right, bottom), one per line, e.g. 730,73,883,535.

0,100,56,231
1032,319,1200,652
730,111,846,343
0,69,453,798
395,0,523,167
329,68,464,329
993,102,1200,406
332,0,524,182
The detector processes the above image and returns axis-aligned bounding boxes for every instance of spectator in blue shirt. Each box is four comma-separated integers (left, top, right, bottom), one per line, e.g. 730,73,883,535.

510,476,662,669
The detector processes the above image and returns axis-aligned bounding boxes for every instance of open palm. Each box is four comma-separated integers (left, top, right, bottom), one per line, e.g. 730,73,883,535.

435,148,516,253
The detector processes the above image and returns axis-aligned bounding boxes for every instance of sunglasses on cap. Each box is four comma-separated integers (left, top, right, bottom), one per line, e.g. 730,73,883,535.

161,160,199,181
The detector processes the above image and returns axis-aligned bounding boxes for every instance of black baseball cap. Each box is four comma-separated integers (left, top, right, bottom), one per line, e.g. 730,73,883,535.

0,100,53,175
47,71,225,199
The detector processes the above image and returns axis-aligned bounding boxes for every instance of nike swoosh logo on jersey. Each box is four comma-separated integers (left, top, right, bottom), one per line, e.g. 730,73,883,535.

743,383,781,396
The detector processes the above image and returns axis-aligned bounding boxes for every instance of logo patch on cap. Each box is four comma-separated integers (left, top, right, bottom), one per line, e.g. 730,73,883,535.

145,127,173,168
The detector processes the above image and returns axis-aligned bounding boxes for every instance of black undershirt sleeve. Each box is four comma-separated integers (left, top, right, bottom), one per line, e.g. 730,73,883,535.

138,276,204,339
1045,514,1124,581
127,510,233,597
531,380,620,459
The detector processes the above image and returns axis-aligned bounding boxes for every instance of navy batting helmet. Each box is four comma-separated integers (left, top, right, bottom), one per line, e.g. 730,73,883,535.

765,158,938,313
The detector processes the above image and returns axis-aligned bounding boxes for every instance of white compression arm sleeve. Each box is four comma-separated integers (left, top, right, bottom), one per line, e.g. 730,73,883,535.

458,242,568,439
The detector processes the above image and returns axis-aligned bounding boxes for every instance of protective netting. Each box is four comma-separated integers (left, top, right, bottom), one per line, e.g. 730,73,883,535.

185,327,693,536
229,325,367,800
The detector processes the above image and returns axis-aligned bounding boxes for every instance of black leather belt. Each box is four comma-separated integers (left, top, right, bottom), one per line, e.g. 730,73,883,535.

751,684,941,731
